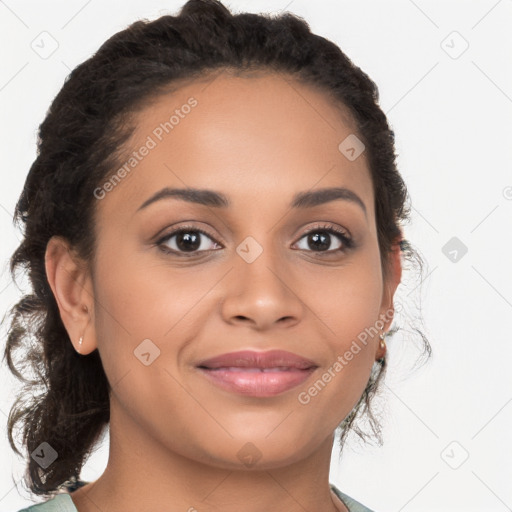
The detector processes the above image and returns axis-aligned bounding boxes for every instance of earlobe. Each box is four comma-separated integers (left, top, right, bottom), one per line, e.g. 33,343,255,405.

44,236,96,355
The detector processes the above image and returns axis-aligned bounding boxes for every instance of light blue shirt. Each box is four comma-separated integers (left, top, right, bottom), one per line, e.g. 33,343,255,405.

17,483,374,512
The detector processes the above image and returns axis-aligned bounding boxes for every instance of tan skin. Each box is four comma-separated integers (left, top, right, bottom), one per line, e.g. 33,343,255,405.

45,71,401,512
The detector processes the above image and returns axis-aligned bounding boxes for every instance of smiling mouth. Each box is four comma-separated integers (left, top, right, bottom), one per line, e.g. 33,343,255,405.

197,367,317,397
203,366,308,372
196,350,318,397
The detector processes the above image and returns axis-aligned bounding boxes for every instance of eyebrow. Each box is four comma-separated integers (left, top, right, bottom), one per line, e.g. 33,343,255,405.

137,186,367,215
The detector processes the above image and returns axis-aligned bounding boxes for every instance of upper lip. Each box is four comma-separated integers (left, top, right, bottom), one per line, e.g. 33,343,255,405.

196,350,317,370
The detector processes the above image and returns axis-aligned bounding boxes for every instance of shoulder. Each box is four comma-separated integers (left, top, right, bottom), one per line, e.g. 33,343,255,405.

330,483,376,512
16,494,77,512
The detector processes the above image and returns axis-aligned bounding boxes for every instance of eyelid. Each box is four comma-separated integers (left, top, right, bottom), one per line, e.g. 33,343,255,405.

154,221,223,242
155,224,223,253
293,223,354,250
155,222,354,256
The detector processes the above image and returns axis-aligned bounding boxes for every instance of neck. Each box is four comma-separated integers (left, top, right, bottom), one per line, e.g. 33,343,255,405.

71,399,347,512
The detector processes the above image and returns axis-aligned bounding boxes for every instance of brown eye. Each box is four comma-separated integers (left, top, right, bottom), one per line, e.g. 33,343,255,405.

157,226,221,255
294,225,353,253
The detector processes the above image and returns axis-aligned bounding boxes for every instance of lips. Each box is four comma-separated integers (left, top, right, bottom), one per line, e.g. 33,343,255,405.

197,349,316,370
196,350,318,397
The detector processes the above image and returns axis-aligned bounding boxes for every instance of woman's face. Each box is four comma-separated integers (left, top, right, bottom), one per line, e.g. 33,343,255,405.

86,71,399,469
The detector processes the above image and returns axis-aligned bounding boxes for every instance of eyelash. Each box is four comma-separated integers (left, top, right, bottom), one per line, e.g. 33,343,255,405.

155,223,354,257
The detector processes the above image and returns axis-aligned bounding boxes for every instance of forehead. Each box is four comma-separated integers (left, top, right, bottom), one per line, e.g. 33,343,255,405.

95,71,374,221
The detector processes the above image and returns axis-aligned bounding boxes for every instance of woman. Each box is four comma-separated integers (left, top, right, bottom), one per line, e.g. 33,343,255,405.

4,1,429,511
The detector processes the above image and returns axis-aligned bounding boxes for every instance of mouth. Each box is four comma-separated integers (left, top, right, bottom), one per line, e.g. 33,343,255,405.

196,350,318,397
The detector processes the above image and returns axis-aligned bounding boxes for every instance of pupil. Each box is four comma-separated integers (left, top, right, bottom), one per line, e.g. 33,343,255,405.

309,231,330,251
177,232,200,252
174,231,332,253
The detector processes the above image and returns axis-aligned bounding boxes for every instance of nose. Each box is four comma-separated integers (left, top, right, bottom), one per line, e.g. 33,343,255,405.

221,243,304,331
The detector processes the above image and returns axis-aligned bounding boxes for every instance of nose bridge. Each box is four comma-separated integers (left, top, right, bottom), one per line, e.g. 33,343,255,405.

237,235,285,293
221,232,303,329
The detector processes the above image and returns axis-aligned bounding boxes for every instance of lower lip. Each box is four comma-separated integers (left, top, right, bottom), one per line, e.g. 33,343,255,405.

198,367,316,397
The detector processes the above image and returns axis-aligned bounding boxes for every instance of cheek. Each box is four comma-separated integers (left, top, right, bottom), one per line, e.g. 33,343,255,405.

292,290,382,441
295,252,384,406
90,247,202,429
307,251,384,340
90,239,221,397
92,240,203,339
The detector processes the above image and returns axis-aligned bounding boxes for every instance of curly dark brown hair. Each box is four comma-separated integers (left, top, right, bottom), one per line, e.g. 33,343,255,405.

2,0,430,498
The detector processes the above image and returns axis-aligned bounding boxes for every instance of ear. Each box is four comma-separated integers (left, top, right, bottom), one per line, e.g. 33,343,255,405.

375,236,403,358
44,235,97,355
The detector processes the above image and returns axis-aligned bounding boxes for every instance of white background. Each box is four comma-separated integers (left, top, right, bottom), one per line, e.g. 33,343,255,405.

1,1,511,511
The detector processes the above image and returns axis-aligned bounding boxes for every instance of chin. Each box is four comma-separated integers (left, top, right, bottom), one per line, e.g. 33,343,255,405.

192,430,326,471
